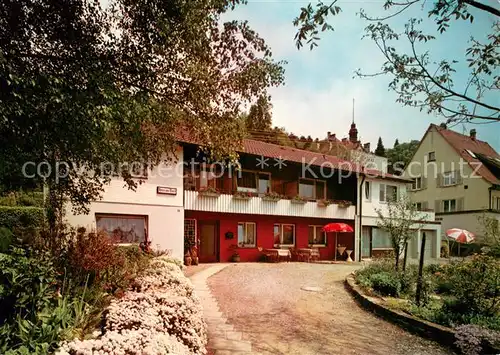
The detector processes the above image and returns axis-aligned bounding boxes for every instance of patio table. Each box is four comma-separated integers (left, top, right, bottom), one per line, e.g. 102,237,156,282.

264,248,291,262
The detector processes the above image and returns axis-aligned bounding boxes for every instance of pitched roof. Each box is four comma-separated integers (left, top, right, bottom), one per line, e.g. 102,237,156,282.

176,129,409,182
432,124,500,185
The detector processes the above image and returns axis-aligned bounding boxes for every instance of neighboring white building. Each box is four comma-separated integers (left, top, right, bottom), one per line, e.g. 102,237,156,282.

66,148,185,260
356,176,442,262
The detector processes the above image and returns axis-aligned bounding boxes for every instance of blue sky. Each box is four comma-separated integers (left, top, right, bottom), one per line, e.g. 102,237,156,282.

223,0,500,151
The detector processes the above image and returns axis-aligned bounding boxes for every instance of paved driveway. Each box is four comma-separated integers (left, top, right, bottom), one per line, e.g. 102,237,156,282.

207,263,453,355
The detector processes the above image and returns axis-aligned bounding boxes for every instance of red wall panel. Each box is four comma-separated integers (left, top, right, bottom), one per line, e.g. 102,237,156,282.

185,211,355,262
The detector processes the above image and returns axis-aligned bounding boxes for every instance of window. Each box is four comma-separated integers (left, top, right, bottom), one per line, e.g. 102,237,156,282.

237,171,270,194
379,184,398,202
428,151,436,162
237,222,256,247
308,226,326,245
365,181,371,200
412,177,422,190
414,202,422,211
443,199,456,212
96,214,147,243
494,197,500,211
299,178,326,200
199,165,222,189
184,219,196,248
372,228,392,249
442,171,457,186
273,224,295,246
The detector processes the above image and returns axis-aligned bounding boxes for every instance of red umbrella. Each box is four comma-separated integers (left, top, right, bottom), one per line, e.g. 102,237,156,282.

446,228,475,257
322,223,354,261
322,223,354,233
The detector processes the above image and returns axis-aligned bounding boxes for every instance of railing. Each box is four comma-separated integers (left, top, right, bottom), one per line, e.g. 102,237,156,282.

184,190,356,220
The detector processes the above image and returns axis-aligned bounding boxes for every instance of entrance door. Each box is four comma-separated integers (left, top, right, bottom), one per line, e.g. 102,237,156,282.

198,221,218,263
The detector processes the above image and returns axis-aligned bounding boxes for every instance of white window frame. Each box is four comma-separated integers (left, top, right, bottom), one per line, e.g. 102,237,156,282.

412,177,422,191
273,223,295,247
308,225,326,246
442,171,458,187
443,199,457,212
379,184,398,203
365,181,371,201
237,222,256,248
298,178,326,200
236,170,270,194
96,214,148,244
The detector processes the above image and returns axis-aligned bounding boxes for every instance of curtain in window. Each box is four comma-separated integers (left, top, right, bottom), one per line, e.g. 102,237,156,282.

299,180,314,199
372,228,392,249
96,216,146,243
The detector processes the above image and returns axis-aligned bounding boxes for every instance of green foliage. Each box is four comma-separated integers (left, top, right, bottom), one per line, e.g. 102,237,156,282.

386,140,420,174
0,0,285,217
0,227,13,253
478,214,500,257
0,192,45,208
374,137,385,157
246,95,273,132
0,206,45,230
370,272,401,297
442,255,500,318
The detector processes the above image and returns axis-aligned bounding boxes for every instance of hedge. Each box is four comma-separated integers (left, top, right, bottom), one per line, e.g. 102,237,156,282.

0,206,46,230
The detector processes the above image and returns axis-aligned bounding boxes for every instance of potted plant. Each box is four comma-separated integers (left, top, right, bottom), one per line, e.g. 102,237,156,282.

190,246,199,265
229,244,240,262
291,195,308,204
336,200,353,208
184,250,192,266
198,186,220,197
262,191,282,202
317,198,332,207
233,190,253,200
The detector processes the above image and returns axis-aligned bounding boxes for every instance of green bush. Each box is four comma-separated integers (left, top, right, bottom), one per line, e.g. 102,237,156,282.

445,255,500,318
0,192,44,208
355,259,394,288
0,206,45,230
0,227,13,253
370,272,401,297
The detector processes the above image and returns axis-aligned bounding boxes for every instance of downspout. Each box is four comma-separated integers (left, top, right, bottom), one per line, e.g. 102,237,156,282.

358,174,366,262
488,186,492,210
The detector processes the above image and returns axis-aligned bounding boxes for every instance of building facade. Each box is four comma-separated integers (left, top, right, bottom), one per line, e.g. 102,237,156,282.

403,124,500,240
66,148,185,260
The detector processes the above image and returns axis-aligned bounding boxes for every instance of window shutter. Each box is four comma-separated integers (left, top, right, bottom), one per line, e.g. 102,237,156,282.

457,197,464,211
422,201,428,210
434,200,441,213
436,174,442,188
456,170,463,185
422,177,427,189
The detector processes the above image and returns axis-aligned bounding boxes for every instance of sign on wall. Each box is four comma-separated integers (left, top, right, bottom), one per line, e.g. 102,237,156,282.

157,186,177,195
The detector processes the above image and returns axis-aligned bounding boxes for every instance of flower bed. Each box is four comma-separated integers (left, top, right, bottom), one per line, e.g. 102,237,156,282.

56,256,207,355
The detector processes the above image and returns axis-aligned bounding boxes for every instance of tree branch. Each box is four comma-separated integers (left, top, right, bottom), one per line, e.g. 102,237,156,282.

461,0,500,17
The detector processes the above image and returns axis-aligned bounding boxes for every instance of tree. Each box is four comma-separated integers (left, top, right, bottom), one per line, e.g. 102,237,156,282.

246,95,273,132
394,139,400,148
0,0,284,227
293,1,499,123
478,214,500,257
375,195,428,271
375,137,386,157
386,140,420,174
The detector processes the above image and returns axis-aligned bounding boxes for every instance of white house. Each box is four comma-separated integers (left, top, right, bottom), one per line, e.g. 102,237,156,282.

66,148,185,260
356,176,442,262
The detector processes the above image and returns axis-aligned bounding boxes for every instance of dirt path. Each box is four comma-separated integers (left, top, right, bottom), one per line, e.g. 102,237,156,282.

208,263,454,355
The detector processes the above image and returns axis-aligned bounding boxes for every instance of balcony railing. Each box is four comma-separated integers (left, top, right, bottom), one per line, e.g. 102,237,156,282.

184,190,356,220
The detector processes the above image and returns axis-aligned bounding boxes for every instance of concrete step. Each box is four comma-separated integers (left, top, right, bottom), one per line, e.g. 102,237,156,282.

209,338,252,352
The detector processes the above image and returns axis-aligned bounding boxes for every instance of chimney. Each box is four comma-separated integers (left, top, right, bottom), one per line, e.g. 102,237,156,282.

470,129,477,140
363,142,371,152
439,122,447,129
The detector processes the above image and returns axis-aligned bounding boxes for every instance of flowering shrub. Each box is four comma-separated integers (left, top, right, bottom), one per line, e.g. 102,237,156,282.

56,256,207,355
